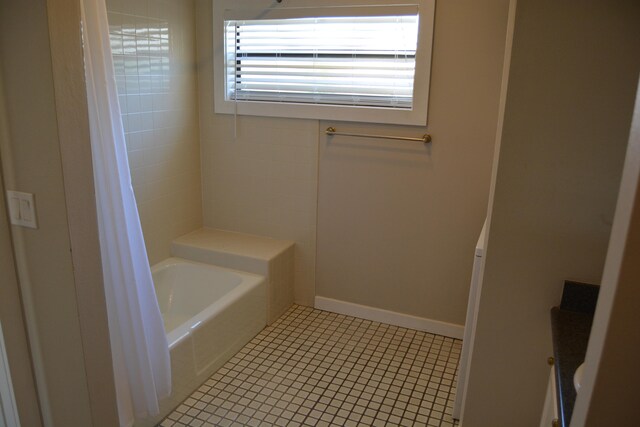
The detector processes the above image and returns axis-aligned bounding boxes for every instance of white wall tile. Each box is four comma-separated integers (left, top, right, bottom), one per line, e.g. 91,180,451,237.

107,0,202,265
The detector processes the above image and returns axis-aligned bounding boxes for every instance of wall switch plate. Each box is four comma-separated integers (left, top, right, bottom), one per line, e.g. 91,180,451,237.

6,191,38,229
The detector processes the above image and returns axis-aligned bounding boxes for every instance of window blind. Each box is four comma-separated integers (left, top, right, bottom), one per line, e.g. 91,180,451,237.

224,15,419,109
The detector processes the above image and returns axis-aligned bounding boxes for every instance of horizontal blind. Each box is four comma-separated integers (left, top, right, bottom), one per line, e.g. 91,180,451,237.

224,15,419,109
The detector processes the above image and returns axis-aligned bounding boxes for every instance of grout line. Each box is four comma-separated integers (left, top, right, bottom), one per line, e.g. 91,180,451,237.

159,305,462,427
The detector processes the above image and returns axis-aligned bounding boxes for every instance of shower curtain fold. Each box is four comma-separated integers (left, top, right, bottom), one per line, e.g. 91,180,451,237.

80,0,171,425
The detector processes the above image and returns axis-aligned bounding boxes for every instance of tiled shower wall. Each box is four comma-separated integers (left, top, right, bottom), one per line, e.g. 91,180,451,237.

106,0,202,265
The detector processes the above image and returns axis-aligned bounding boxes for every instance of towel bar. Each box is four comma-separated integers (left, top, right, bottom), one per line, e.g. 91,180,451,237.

325,127,432,144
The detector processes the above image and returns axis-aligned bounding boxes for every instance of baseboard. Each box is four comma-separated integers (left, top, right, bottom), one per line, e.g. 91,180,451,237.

314,296,464,339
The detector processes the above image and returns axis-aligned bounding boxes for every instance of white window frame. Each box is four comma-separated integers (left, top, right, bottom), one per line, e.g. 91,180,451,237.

213,0,436,126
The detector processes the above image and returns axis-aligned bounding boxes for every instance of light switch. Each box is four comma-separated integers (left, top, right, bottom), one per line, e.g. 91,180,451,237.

6,191,38,229
19,198,32,221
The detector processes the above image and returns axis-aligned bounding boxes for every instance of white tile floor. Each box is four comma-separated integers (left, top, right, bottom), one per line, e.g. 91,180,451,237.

160,305,462,427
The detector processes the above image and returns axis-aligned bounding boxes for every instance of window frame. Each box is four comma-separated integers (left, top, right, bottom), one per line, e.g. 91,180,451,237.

213,0,436,126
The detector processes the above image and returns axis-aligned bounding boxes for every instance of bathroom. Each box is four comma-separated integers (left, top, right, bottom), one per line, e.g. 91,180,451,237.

0,0,639,426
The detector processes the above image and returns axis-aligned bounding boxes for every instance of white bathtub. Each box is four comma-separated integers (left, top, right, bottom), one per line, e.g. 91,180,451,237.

154,258,265,348
136,257,267,427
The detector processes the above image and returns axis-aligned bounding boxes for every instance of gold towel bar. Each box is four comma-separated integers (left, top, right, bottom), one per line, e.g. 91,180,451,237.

325,127,432,144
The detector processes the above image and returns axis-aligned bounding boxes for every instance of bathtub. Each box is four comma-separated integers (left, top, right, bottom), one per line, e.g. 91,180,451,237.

137,257,267,427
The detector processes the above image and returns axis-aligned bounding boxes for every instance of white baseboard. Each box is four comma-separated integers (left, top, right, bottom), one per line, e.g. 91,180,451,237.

314,296,464,339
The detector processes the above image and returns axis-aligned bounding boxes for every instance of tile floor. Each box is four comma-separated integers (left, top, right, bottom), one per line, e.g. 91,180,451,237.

160,305,462,427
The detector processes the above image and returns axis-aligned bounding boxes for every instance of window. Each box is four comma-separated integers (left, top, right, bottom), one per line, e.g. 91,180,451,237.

213,1,435,125
226,16,418,109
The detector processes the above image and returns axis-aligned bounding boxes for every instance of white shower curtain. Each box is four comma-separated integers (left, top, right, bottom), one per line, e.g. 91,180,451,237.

80,0,171,426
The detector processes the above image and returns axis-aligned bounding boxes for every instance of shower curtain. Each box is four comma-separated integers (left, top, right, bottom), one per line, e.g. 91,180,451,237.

80,0,171,425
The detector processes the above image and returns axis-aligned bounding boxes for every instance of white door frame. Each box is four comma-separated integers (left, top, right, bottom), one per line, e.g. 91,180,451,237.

570,77,640,426
0,322,20,427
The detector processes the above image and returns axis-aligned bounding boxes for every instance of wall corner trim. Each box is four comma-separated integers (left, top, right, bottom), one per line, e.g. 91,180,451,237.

314,296,464,339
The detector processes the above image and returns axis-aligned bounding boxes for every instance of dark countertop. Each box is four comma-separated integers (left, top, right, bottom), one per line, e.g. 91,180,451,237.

550,307,594,427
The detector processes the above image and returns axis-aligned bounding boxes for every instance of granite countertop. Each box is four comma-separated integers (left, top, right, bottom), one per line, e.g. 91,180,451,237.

549,281,599,427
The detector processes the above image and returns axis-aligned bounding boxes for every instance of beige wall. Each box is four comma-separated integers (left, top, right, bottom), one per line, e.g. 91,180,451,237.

316,0,510,324
463,1,640,425
0,0,118,425
198,0,509,312
196,0,319,306
0,78,42,427
106,0,203,265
